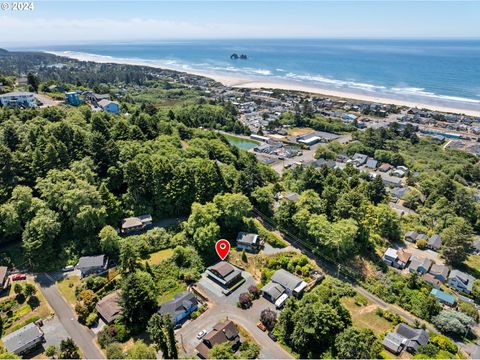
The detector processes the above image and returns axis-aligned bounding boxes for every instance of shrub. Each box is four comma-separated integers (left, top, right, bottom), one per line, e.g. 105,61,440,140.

382,310,401,325
248,285,261,300
416,239,428,250
238,293,252,309
27,295,40,308
106,342,125,359
429,334,458,354
354,294,368,306
45,345,57,357
113,323,129,342
98,327,116,349
260,308,276,330
241,250,248,262
85,312,99,327
13,283,23,295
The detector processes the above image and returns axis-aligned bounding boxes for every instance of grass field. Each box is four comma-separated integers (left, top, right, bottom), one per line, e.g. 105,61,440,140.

461,254,480,279
146,248,174,265
157,282,186,304
56,275,81,305
341,297,394,335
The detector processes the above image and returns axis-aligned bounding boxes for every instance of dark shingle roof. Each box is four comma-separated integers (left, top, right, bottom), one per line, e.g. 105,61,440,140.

76,255,106,269
158,292,198,320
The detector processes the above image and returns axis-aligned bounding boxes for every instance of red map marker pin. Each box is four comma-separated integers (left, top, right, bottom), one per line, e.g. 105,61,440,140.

215,239,231,260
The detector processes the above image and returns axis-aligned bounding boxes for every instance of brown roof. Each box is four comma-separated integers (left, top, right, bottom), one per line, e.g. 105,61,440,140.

379,163,393,171
0,266,8,286
196,320,239,357
95,291,122,324
397,249,411,263
209,262,234,278
422,273,441,288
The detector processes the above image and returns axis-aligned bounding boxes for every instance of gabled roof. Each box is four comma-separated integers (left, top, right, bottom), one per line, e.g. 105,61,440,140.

261,282,285,301
271,269,304,291
384,248,398,260
2,323,43,354
408,256,432,272
397,249,411,263
121,217,143,229
96,291,122,323
236,232,259,245
448,270,475,291
430,288,456,305
405,230,418,239
429,263,449,278
76,255,106,269
209,262,235,278
428,234,442,249
158,292,198,320
382,332,404,354
396,323,429,348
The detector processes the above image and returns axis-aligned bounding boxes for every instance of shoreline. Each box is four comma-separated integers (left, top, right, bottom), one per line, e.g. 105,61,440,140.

46,51,480,117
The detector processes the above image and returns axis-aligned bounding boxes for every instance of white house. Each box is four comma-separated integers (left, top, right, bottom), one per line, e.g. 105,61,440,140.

0,92,36,108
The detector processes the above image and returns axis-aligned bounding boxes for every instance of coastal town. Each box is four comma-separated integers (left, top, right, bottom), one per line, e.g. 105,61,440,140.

1,48,480,360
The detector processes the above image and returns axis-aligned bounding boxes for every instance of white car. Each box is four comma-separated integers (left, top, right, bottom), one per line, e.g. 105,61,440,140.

196,329,207,339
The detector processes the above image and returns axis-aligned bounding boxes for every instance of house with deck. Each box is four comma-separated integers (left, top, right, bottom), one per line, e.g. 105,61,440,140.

448,270,475,294
120,214,152,235
236,232,264,253
0,92,36,108
206,262,243,289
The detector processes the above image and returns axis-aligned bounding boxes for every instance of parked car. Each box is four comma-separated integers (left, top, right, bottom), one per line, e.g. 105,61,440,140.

196,329,207,339
256,322,267,332
11,274,26,281
62,265,75,272
268,332,277,341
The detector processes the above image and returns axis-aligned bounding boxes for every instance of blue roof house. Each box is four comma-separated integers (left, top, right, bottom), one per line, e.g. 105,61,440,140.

430,288,456,307
158,292,198,325
99,99,120,114
65,91,81,106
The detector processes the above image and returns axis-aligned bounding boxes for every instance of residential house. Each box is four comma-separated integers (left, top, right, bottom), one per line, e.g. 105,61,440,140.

408,257,432,274
236,232,264,253
382,332,405,355
427,234,442,251
120,214,152,235
378,173,402,188
416,234,428,243
0,266,10,291
352,153,368,166
396,249,412,269
261,282,285,303
65,91,81,106
206,262,243,288
428,264,450,283
383,248,398,267
76,255,108,277
422,273,441,289
280,192,300,202
430,289,456,307
310,158,336,169
448,270,475,294
0,92,36,108
96,291,122,324
195,320,240,359
2,323,44,355
98,99,120,114
365,158,378,169
158,292,198,325
270,269,308,297
395,324,429,353
378,163,394,172
405,231,419,243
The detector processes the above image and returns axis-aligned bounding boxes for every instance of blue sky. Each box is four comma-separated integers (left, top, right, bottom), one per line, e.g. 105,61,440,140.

1,1,479,46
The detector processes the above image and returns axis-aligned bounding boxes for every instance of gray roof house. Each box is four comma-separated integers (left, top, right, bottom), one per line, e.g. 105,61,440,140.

206,262,243,288
158,292,198,325
427,234,442,251
236,232,264,252
396,323,429,353
271,269,308,297
448,270,476,294
428,264,450,283
261,282,286,303
76,255,108,277
2,323,44,355
365,158,378,169
352,153,368,166
405,231,418,242
408,257,433,274
382,332,405,355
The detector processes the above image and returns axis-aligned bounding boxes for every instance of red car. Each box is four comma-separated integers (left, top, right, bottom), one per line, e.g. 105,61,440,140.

11,274,26,281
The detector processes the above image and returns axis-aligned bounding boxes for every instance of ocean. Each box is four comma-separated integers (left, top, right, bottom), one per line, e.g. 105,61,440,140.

25,39,480,111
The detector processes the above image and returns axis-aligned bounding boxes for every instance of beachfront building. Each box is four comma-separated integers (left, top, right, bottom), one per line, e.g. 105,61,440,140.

0,92,36,108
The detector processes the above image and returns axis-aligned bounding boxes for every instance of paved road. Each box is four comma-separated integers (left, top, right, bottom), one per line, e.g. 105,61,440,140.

36,273,105,359
177,299,292,359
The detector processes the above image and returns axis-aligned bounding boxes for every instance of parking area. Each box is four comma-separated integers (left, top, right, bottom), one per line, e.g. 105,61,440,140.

196,270,255,306
42,315,70,348
403,243,443,264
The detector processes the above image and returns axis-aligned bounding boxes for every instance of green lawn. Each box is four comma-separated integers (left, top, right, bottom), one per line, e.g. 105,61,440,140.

461,254,480,279
157,282,186,304
341,297,394,335
56,275,81,305
146,249,174,265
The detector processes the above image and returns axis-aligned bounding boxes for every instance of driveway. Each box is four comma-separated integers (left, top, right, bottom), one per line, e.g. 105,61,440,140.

197,270,255,306
35,273,105,359
400,243,443,264
42,316,70,348
176,299,292,359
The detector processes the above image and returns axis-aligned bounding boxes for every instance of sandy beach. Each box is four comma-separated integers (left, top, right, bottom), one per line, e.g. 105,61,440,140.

47,51,480,117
